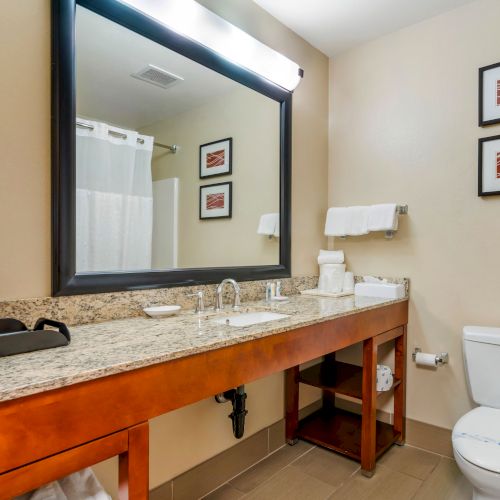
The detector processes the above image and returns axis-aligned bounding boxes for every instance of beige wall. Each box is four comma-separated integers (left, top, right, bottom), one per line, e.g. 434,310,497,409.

0,0,328,495
330,0,500,429
0,1,51,300
0,0,328,301
143,87,280,268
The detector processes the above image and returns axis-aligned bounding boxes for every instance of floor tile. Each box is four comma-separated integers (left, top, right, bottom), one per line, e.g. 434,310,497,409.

244,466,335,500
413,457,473,500
290,446,359,487
229,440,313,493
328,464,422,500
377,444,440,480
173,429,267,500
202,483,245,500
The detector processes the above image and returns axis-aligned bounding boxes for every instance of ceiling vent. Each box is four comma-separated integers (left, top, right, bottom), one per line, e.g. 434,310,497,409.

131,64,183,89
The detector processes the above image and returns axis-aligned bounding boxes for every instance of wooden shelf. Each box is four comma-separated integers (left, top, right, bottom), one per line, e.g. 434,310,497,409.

299,362,401,400
297,408,400,461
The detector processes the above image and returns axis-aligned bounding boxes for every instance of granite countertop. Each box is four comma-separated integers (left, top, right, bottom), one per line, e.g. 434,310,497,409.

0,293,408,403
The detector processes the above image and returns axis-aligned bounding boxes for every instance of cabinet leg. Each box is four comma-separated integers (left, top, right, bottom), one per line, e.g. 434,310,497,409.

361,338,378,475
394,328,407,445
285,366,299,445
119,422,149,500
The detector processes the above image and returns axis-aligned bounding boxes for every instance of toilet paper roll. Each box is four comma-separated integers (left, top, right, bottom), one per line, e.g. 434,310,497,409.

415,352,437,367
376,365,393,391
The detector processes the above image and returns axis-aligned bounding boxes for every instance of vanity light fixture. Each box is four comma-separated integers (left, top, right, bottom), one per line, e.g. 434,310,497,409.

118,0,303,91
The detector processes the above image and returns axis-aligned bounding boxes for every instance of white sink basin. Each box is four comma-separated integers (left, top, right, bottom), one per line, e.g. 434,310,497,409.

214,311,289,327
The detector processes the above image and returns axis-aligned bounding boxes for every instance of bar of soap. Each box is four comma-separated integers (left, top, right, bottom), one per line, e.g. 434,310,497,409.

354,282,405,299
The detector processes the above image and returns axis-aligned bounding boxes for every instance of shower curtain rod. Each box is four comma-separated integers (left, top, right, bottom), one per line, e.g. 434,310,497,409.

76,121,178,153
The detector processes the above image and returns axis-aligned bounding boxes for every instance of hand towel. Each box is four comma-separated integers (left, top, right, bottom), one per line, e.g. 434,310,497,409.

324,207,369,236
348,206,370,235
257,213,279,236
324,207,348,236
367,203,398,231
317,249,344,265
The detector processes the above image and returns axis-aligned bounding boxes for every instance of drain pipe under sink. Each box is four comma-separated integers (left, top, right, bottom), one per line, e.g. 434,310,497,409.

214,385,248,439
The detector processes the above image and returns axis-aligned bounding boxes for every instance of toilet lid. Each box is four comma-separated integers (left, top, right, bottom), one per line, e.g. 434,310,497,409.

453,407,500,473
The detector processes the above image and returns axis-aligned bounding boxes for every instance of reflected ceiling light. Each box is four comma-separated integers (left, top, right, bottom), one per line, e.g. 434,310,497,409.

118,0,303,91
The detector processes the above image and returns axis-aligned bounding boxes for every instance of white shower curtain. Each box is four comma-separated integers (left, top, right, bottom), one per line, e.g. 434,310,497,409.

76,118,154,272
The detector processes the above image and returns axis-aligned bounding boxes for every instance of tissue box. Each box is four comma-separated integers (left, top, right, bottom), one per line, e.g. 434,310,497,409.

354,282,405,299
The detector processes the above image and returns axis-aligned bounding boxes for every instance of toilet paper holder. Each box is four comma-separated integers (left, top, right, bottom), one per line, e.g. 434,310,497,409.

412,347,449,366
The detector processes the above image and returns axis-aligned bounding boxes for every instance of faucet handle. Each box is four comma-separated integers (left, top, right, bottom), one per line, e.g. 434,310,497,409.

187,291,205,313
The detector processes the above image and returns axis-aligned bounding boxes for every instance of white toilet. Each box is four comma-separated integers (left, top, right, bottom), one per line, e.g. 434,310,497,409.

453,326,500,500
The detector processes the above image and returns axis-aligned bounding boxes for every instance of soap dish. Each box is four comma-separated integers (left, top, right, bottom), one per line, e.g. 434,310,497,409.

143,305,181,318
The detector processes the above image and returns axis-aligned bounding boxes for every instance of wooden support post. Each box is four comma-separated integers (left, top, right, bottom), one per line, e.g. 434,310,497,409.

119,422,149,500
285,366,299,445
361,337,378,477
394,327,407,445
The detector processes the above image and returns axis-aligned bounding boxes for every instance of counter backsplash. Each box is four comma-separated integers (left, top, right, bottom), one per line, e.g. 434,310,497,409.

0,276,319,327
0,275,409,327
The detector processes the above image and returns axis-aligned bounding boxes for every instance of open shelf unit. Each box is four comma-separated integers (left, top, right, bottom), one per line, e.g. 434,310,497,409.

297,360,401,461
297,408,400,461
286,325,407,475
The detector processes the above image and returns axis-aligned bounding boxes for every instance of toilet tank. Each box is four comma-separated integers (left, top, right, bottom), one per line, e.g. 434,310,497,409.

463,326,500,408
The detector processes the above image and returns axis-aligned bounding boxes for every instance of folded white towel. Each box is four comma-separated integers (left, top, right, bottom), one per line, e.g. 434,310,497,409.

324,207,348,236
317,249,344,265
257,213,279,236
367,203,398,231
348,206,370,235
324,206,369,236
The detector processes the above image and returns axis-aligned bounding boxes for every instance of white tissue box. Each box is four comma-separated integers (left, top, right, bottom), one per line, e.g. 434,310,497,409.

354,282,405,299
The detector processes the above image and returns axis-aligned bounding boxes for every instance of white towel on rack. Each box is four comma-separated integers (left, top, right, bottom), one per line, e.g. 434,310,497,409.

348,206,370,235
324,206,369,236
257,213,279,236
324,207,348,236
367,204,398,231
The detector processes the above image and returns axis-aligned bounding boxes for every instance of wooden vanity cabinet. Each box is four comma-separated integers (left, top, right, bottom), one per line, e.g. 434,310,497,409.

0,300,407,498
285,326,407,476
0,422,149,500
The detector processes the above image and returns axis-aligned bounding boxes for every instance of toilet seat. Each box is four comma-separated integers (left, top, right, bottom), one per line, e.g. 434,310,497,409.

453,406,500,474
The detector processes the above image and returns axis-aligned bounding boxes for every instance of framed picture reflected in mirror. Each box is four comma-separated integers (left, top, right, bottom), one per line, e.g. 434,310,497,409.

199,138,232,178
200,182,232,219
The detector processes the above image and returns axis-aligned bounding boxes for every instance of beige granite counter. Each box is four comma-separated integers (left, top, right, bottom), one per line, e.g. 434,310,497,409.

0,292,408,403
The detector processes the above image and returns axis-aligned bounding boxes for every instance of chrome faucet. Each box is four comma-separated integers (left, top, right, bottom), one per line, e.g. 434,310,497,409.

215,278,241,312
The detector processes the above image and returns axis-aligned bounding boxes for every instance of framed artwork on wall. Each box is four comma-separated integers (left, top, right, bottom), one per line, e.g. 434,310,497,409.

199,138,232,178
478,135,500,196
200,182,232,219
479,62,500,126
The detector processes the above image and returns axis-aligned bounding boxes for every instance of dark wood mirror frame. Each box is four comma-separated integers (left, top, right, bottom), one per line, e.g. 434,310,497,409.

52,0,292,296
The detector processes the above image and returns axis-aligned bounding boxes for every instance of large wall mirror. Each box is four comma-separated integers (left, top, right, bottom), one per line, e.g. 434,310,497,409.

52,0,292,295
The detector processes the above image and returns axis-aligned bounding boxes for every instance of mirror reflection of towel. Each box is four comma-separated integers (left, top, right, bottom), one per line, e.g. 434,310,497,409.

257,213,279,237
15,468,110,500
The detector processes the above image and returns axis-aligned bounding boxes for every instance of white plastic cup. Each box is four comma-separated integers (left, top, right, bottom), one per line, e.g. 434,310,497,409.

343,272,354,292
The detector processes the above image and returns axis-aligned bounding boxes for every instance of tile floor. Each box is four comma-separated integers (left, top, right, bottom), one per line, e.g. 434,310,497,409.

203,441,472,500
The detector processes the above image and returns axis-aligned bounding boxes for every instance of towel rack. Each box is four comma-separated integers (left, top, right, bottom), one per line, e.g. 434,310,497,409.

338,204,408,240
